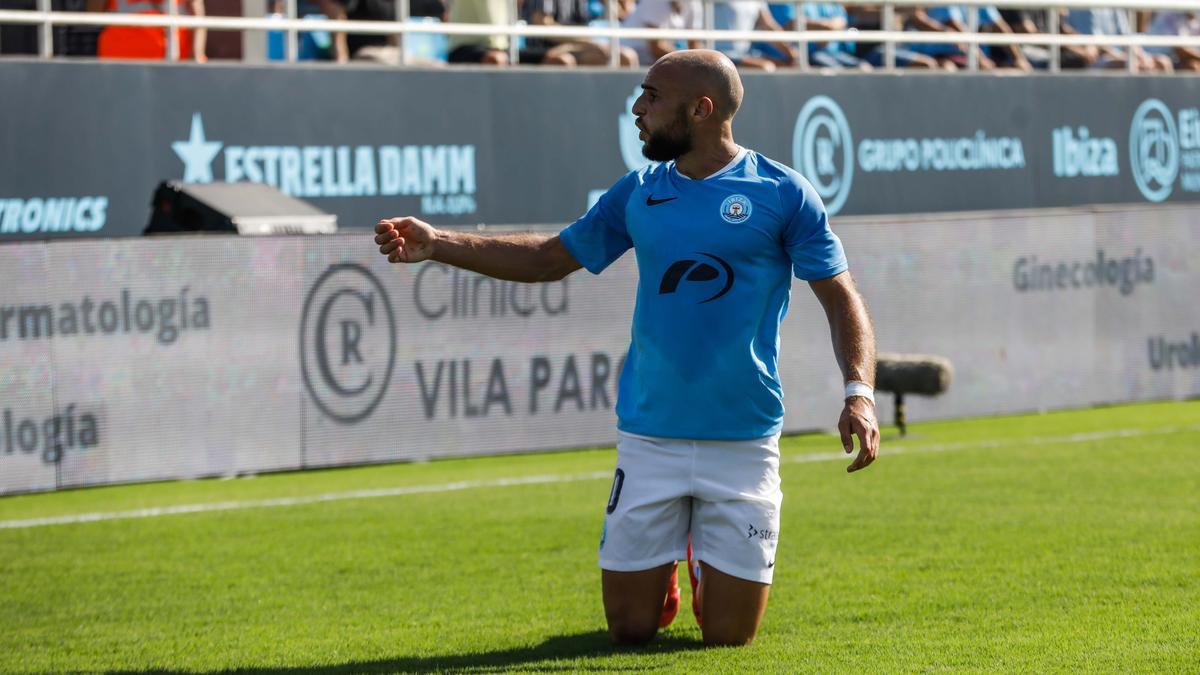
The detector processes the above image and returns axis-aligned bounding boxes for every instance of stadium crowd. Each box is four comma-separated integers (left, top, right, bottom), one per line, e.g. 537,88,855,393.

0,0,1197,72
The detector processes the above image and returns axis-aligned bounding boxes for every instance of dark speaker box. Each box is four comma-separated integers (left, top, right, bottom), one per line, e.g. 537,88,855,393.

145,181,337,235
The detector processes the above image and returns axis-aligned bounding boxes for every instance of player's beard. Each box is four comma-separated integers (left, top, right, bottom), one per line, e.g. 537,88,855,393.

641,106,693,162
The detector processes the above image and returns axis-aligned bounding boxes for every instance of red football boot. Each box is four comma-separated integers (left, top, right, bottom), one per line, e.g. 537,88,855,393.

659,563,680,628
687,535,702,628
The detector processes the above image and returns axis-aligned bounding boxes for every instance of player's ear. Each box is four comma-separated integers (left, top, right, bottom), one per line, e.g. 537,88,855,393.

693,96,714,121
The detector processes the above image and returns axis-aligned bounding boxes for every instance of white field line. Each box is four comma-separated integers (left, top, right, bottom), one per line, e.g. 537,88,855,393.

1,424,1196,531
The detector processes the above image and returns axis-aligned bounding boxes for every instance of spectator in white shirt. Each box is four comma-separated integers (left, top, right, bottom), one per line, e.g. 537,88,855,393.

713,0,798,70
621,0,703,65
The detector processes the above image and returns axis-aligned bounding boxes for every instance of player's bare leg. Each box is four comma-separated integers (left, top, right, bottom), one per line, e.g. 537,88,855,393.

695,562,771,646
601,563,677,645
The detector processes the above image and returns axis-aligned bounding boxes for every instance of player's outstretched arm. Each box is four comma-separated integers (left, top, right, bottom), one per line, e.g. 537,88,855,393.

809,271,880,473
374,217,583,283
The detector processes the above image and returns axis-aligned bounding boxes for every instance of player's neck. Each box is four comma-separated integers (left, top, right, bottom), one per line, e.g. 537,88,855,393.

674,132,740,180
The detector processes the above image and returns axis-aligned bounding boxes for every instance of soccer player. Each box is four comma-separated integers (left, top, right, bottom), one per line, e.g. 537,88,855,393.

374,49,879,647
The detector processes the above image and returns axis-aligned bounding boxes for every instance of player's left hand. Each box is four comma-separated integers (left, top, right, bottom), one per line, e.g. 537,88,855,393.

839,396,879,473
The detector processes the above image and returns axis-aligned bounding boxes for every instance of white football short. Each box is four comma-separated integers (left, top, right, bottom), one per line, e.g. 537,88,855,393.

598,430,783,584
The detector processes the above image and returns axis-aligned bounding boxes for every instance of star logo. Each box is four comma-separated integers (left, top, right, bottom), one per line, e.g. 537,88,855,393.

172,113,223,183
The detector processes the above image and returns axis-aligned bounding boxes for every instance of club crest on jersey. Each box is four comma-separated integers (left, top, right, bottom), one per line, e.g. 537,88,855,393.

720,194,752,223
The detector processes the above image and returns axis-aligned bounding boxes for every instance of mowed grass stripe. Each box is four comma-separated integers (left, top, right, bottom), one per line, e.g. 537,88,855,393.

3,421,1196,530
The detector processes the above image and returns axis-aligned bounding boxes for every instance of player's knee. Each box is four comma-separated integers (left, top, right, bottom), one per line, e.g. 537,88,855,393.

701,625,757,647
606,617,658,646
700,612,759,647
608,624,658,646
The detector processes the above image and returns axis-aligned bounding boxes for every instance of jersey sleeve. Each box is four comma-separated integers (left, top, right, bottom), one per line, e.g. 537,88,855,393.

559,172,637,274
781,174,848,281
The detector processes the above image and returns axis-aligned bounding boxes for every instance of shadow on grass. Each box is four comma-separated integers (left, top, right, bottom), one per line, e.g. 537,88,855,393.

110,629,704,674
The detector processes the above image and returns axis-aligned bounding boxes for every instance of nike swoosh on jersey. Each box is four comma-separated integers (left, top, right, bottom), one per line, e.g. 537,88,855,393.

646,195,677,206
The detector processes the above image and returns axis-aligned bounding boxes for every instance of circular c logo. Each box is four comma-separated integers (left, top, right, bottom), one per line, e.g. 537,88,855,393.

301,263,396,424
793,95,854,216
1129,98,1179,203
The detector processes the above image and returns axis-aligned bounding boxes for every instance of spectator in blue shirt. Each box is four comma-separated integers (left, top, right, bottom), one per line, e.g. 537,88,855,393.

906,5,1029,70
756,3,871,69
1063,8,1173,71
1000,8,1095,69
844,4,943,69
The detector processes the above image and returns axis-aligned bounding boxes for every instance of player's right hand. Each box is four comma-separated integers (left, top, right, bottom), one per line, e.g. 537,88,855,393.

375,217,435,264
839,396,879,473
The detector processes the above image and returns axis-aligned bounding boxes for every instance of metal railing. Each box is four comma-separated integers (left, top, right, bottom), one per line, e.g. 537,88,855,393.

0,0,1197,72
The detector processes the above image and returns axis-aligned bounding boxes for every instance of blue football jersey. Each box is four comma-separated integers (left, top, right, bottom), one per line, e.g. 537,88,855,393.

559,148,847,440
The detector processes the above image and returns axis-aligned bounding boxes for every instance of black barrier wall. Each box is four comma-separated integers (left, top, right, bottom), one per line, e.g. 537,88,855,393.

1,61,1199,240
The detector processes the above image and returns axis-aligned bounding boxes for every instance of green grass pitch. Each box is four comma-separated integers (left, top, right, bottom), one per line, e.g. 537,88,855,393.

1,400,1197,673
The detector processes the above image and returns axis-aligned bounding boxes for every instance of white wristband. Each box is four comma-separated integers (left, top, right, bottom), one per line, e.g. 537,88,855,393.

844,381,874,404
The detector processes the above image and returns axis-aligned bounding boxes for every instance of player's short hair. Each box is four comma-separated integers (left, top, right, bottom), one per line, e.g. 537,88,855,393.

658,50,744,122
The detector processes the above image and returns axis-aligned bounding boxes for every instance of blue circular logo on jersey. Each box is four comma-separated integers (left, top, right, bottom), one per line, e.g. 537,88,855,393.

720,194,752,223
